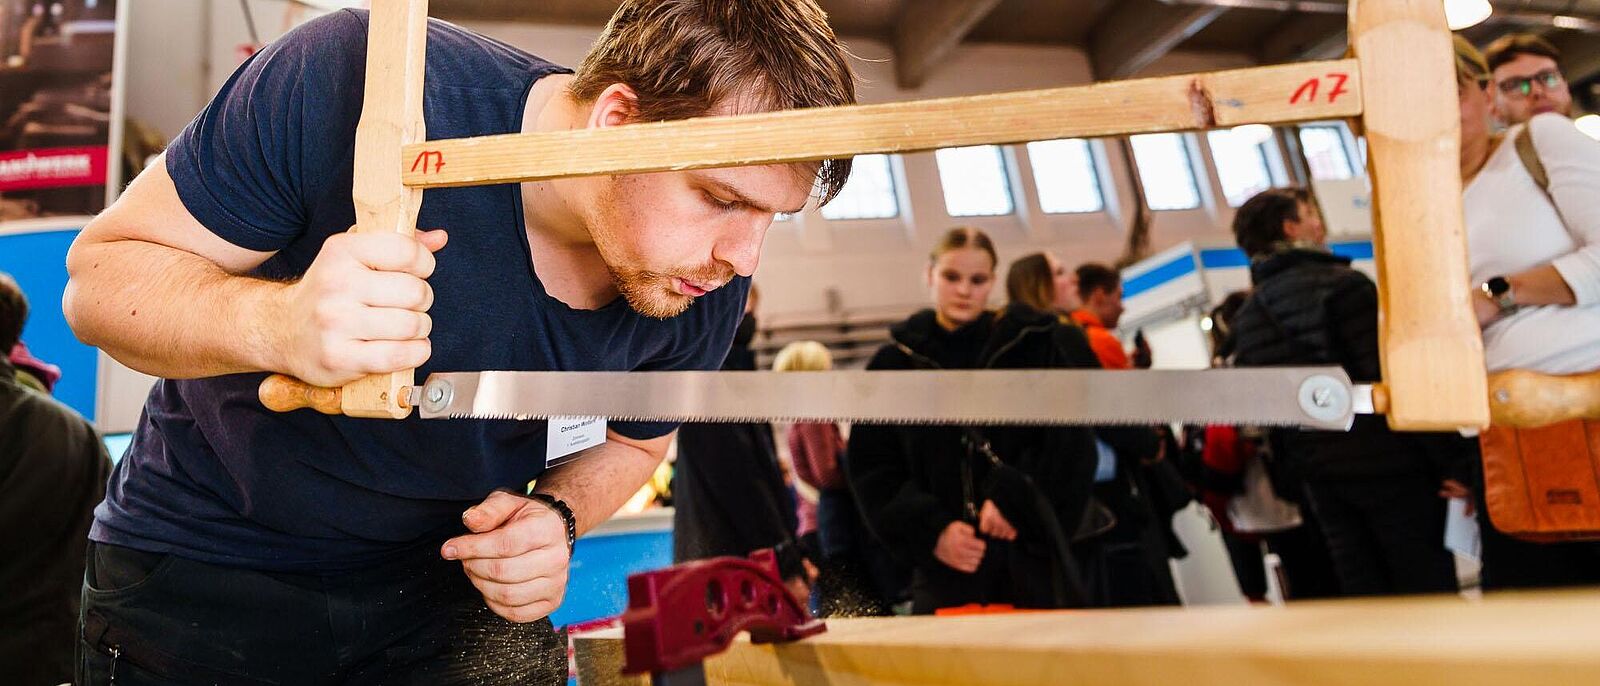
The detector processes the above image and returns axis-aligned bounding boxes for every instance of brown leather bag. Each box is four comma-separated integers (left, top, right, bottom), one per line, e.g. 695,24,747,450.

1480,420,1600,542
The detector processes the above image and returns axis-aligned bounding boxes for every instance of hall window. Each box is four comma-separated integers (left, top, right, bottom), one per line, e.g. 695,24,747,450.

1207,128,1276,207
1129,133,1201,211
1026,139,1104,214
934,145,1015,217
1299,124,1356,180
818,154,900,220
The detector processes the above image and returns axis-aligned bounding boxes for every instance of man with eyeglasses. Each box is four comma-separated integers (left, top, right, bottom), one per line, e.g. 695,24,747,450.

1483,33,1573,126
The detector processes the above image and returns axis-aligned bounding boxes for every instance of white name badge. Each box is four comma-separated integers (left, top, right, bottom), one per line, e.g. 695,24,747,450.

546,416,607,468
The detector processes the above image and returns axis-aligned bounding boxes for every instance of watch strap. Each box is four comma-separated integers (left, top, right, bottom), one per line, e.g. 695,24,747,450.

1482,276,1518,315
528,493,577,557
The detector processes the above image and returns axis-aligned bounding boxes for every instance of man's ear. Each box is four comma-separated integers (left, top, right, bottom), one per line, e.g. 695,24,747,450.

586,83,641,129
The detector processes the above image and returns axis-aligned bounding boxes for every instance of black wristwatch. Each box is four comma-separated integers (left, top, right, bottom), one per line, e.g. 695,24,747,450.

1481,275,1518,315
528,492,577,558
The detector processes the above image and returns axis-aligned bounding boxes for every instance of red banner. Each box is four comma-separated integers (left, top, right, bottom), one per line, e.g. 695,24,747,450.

0,146,110,193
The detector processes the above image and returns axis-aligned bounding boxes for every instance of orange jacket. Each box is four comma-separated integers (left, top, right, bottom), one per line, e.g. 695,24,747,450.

1069,309,1130,370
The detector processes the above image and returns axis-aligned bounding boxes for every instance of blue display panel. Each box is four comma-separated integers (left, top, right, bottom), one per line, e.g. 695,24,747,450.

0,228,98,420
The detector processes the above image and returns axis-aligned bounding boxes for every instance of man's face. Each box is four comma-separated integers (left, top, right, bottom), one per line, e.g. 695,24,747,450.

1089,284,1125,329
583,164,812,319
1284,199,1327,247
1492,53,1572,124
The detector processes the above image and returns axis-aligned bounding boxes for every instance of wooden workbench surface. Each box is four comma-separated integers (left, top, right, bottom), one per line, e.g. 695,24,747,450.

573,590,1600,685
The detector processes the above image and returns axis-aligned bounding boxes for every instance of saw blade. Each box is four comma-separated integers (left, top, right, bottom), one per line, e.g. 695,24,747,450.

416,367,1360,430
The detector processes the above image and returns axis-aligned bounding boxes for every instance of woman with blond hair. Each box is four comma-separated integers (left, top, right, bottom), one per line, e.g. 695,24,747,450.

774,341,892,615
1454,36,1600,589
847,228,1158,612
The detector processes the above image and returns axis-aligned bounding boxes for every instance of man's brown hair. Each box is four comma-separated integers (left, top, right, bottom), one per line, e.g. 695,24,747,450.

569,0,857,204
1483,32,1561,74
1074,262,1120,302
0,273,27,353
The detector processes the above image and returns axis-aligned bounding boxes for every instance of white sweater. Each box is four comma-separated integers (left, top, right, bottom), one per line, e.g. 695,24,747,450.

1464,113,1600,374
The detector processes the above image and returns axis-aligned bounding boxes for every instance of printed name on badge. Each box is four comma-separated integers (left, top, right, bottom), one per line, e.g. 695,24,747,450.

546,416,607,468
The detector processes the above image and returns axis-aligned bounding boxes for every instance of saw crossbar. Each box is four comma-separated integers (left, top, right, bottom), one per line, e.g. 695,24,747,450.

398,59,1361,188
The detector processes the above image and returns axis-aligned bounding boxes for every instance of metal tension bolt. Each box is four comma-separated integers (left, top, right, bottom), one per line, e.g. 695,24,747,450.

421,379,454,415
1298,374,1353,428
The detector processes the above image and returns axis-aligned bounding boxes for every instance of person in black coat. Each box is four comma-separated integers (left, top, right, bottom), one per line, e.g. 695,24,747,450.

672,290,811,598
1226,188,1464,597
846,228,1157,614
0,274,113,686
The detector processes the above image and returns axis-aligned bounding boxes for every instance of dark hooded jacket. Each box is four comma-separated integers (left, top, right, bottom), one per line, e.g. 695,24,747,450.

672,314,805,578
1227,247,1463,480
1,359,112,686
846,305,1155,611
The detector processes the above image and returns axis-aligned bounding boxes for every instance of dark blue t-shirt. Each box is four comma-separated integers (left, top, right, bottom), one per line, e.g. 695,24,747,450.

90,10,746,572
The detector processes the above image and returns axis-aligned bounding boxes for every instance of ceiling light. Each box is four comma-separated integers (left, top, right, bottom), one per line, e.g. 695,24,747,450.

1445,0,1493,30
1576,114,1600,141
1230,124,1274,146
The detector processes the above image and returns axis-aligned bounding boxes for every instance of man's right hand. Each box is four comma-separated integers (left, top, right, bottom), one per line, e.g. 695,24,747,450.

933,521,986,574
277,229,447,387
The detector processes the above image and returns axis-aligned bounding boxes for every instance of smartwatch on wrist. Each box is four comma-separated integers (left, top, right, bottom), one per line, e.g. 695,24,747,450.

528,493,577,557
1481,276,1518,315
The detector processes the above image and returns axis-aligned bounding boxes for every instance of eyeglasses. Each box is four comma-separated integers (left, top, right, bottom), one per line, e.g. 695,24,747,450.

1496,70,1564,98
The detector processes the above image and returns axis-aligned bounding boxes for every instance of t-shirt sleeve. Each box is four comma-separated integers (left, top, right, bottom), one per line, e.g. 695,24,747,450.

1531,112,1600,306
164,10,367,252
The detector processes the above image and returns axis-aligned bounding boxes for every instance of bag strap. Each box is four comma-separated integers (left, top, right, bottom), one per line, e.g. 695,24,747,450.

1514,125,1551,195
1511,123,1581,244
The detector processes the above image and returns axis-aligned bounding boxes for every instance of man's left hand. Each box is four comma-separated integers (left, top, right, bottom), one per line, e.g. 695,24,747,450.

442,490,570,623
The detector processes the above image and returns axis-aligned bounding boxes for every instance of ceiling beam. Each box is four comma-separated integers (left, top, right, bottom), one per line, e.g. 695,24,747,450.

1257,14,1348,64
1090,0,1227,80
893,0,1006,90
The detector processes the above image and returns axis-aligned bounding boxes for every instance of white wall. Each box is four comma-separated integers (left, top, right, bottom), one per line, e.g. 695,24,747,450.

121,7,1263,325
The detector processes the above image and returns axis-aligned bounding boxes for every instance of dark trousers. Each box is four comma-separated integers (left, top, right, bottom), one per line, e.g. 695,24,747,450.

1302,475,1458,596
76,542,567,686
1265,509,1343,600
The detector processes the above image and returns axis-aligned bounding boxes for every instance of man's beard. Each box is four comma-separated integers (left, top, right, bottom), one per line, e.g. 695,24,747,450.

607,262,735,319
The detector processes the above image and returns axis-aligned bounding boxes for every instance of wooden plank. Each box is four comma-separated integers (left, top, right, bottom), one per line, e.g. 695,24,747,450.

339,0,430,418
1351,0,1489,430
399,60,1361,189
573,591,1600,686
893,0,1005,90
1090,0,1225,81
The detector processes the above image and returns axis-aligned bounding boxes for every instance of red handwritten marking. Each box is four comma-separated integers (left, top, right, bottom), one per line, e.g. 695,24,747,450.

410,150,445,174
1325,72,1350,103
1290,78,1319,105
1291,73,1353,105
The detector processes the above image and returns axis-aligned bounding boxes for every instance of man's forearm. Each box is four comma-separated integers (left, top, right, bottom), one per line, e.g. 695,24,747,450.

65,239,284,379
532,436,665,535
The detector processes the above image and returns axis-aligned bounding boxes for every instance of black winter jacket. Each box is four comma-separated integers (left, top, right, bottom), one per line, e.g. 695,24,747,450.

1227,248,1461,480
1,360,111,686
847,306,1155,610
672,322,804,578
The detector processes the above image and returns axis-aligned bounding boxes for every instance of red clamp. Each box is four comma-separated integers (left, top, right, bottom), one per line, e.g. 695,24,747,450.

620,549,826,675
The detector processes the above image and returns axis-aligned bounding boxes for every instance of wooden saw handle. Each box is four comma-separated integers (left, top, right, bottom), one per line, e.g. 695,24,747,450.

1487,369,1600,428
259,374,344,414
256,0,430,419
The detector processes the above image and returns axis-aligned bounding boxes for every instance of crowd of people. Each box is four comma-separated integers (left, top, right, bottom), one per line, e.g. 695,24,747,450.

670,31,1600,615
3,14,1599,685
